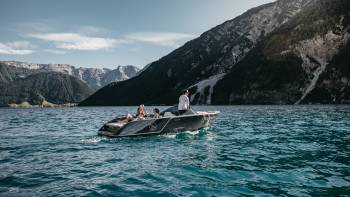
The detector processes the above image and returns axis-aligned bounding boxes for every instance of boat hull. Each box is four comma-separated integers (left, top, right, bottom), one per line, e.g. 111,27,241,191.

98,111,219,138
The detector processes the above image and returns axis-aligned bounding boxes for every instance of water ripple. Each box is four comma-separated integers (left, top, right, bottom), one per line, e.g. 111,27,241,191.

0,105,349,196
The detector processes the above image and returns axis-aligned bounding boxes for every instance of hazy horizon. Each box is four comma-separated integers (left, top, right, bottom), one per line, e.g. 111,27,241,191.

0,0,274,69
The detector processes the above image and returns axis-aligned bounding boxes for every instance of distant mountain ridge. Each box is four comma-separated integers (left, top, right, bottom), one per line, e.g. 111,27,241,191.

0,67,93,106
79,0,350,106
0,61,139,106
1,61,139,90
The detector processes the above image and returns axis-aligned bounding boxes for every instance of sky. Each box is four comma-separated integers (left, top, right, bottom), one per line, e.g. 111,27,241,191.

0,0,274,69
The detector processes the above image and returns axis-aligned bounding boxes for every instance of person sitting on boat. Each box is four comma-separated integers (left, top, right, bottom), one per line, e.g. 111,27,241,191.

135,104,147,120
153,108,160,118
121,104,146,123
178,90,190,115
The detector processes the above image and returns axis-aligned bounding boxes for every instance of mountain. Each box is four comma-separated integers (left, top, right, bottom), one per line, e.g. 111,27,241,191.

81,0,348,106
0,61,140,90
0,68,93,106
0,61,139,106
212,0,350,104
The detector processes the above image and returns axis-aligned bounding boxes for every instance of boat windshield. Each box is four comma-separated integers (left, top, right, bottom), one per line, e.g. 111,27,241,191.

161,106,196,116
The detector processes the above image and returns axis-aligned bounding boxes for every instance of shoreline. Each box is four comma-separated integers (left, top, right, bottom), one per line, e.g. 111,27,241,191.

7,101,77,108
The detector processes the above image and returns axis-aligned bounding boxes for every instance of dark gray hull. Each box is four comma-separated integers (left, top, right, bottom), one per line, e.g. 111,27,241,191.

98,111,219,138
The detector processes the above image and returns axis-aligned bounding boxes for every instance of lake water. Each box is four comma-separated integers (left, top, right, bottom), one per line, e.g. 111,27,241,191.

0,105,349,196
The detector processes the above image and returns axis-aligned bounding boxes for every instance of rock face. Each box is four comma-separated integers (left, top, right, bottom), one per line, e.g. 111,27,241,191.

0,67,93,106
213,0,350,104
1,61,140,90
0,62,139,106
80,0,350,106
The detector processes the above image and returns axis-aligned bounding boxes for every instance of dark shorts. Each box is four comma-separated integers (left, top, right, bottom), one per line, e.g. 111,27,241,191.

178,110,187,115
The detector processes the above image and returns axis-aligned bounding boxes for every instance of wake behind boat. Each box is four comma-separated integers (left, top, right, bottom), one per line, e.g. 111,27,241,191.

98,106,220,138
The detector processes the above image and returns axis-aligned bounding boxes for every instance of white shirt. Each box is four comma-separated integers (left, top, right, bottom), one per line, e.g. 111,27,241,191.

178,94,190,110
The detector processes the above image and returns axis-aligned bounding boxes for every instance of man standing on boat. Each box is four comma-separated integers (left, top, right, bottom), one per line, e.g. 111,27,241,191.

178,90,190,115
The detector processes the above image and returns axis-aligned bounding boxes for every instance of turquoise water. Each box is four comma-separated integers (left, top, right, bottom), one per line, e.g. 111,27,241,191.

0,105,349,196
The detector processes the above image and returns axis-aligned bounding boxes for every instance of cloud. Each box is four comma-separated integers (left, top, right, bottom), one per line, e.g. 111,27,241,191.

126,32,196,47
0,41,36,55
44,49,67,54
78,26,107,34
27,33,125,50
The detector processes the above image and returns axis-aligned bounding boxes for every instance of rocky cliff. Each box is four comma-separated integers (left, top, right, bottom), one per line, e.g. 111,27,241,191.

0,61,140,106
213,0,350,104
80,0,350,106
1,61,139,90
0,69,93,106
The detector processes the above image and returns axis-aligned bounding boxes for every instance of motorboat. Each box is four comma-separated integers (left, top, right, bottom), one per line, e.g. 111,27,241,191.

98,106,220,138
